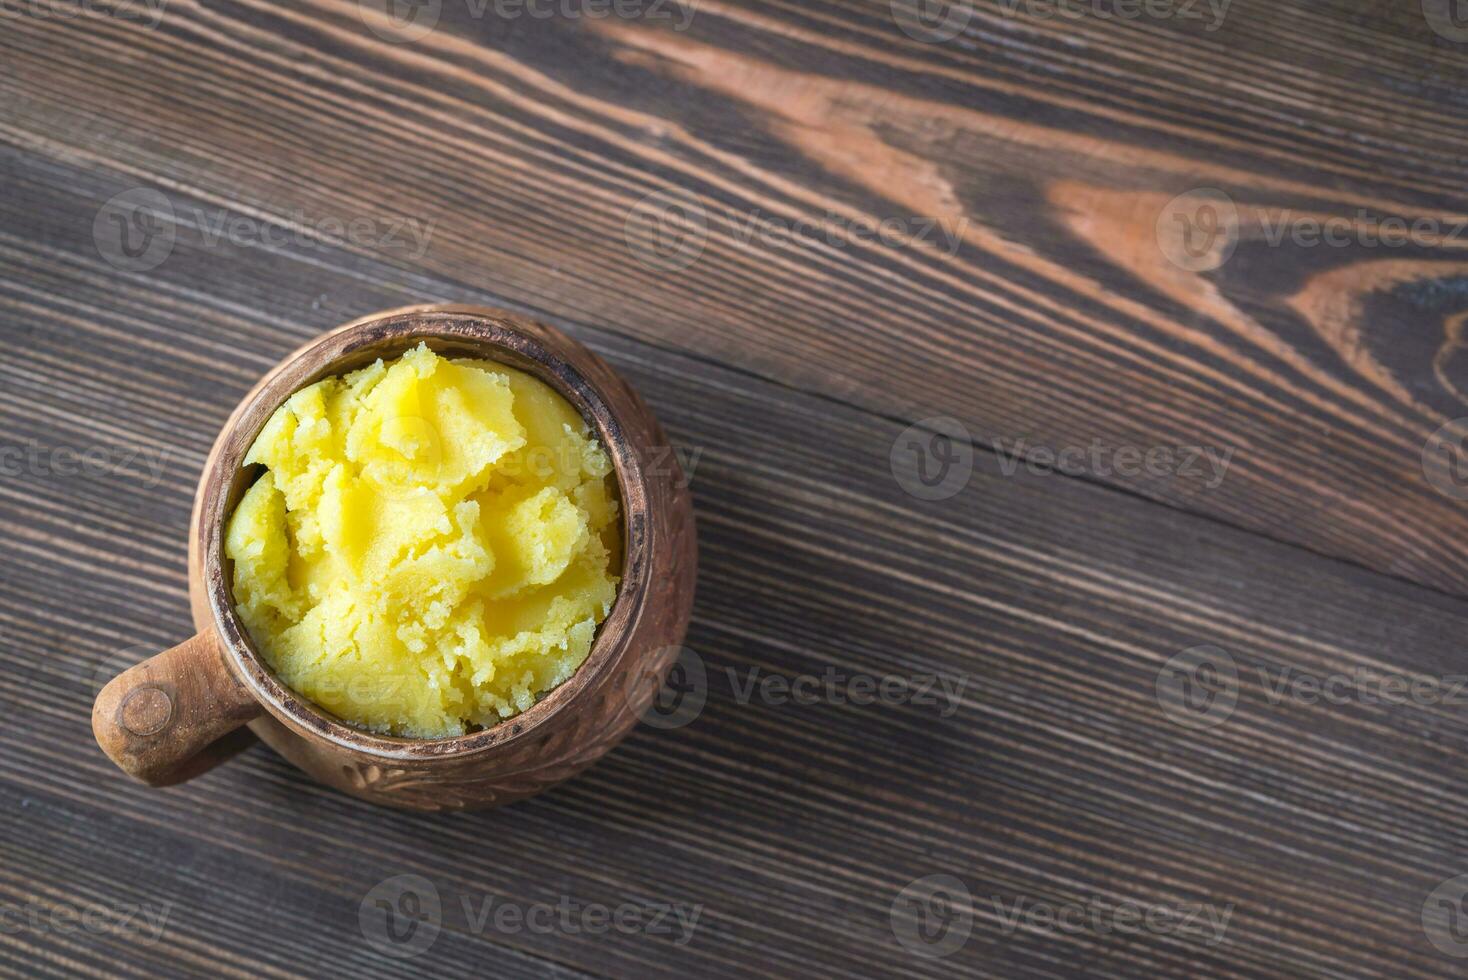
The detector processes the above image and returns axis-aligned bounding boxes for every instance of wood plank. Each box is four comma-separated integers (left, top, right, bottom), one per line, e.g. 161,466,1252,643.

2,146,1468,976
3,1,1468,592
0,793,592,980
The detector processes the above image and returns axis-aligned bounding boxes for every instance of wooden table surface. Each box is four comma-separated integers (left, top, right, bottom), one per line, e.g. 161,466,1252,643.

4,2,1468,977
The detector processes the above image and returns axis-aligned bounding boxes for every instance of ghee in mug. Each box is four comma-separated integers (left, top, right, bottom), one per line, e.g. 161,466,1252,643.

224,343,620,737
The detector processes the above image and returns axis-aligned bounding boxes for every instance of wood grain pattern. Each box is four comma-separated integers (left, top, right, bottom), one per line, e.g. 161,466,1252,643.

3,3,1468,977
4,142,1468,977
4,1,1468,591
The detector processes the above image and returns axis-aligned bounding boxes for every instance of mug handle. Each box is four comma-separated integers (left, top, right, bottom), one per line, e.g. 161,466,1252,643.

92,628,262,786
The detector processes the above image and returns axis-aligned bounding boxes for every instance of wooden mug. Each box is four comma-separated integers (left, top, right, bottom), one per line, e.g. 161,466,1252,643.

91,305,697,811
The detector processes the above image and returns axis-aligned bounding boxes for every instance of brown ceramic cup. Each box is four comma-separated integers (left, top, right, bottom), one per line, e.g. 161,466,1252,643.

91,305,697,811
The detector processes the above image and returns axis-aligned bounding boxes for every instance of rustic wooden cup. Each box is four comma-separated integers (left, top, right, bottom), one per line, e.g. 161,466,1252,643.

91,305,697,811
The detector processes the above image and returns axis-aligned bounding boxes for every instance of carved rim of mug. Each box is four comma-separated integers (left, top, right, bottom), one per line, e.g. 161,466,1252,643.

191,305,652,761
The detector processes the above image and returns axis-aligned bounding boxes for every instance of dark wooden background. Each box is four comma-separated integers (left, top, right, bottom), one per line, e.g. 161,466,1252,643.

4,1,1468,976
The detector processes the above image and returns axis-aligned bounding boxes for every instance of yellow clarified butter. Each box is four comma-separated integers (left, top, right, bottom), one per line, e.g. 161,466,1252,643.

224,343,620,738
